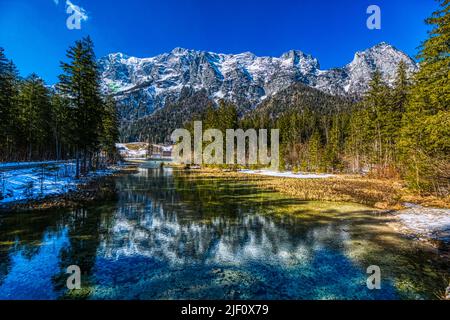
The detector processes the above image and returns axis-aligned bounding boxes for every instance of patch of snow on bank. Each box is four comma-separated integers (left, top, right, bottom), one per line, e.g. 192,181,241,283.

395,204,450,243
240,170,334,179
0,163,78,204
0,162,115,205
0,160,69,169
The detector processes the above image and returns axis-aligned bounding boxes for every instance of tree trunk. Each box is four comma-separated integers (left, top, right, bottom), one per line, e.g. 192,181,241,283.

76,149,80,179
82,148,87,175
88,152,92,172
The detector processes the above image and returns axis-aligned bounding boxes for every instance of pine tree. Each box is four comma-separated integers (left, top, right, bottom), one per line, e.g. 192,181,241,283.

277,113,291,170
392,61,409,114
218,100,238,131
0,49,19,161
324,117,342,172
308,130,322,172
399,0,450,193
0,48,9,153
101,96,120,159
203,104,219,130
50,91,70,160
345,103,370,173
365,70,390,167
383,61,410,167
58,37,104,177
16,74,52,160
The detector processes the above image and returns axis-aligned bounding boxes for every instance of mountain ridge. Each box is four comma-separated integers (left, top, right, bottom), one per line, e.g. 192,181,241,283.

98,42,418,140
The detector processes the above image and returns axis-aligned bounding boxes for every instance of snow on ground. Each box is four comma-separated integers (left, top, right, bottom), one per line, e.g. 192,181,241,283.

240,169,335,179
394,204,450,243
0,162,114,205
0,160,69,169
116,143,149,159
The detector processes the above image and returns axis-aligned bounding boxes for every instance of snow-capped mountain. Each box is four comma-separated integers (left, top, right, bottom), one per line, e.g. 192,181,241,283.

99,42,417,121
314,42,418,95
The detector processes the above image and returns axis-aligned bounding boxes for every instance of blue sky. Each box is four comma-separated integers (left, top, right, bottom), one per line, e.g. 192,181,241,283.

0,0,437,84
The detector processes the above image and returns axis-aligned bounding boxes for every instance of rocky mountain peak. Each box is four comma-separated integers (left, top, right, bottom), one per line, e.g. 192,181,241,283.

170,47,190,55
280,49,320,73
344,42,418,94
99,42,418,121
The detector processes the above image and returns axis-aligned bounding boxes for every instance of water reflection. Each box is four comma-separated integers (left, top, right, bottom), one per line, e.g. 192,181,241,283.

0,166,448,300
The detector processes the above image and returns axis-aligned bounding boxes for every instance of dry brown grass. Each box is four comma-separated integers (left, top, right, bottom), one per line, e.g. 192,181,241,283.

189,168,450,209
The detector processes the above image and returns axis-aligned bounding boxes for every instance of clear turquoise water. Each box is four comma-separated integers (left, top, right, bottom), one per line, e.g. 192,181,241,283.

0,166,448,300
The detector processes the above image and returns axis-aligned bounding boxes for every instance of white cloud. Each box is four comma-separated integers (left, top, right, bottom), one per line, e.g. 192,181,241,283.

66,0,89,22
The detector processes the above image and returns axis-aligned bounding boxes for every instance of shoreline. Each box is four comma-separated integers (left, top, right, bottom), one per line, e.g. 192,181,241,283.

0,165,138,213
2,164,448,250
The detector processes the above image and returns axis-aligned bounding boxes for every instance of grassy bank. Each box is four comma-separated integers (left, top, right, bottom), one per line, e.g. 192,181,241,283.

187,168,450,209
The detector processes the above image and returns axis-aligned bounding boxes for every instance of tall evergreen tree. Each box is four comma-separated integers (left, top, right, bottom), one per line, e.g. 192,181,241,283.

392,61,409,114
217,100,238,131
308,130,322,172
16,74,52,160
58,37,104,177
101,96,120,159
384,61,410,165
0,49,19,161
324,117,342,172
364,70,390,167
345,105,367,173
399,0,450,193
50,91,70,160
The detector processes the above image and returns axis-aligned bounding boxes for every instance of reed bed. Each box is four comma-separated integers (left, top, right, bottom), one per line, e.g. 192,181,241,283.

189,168,450,209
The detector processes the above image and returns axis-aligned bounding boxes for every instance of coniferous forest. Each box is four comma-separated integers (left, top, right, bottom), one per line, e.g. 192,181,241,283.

0,37,119,177
177,0,449,196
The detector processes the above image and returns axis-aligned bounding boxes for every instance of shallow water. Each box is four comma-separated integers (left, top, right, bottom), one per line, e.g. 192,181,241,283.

0,166,448,300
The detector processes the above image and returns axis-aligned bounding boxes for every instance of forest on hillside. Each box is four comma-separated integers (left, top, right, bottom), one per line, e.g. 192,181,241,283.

180,0,449,195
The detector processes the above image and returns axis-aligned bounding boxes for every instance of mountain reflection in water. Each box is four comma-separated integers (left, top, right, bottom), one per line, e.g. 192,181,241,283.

0,166,448,300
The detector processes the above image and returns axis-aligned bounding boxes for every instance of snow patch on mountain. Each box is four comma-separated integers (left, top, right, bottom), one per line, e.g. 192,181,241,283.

99,43,418,121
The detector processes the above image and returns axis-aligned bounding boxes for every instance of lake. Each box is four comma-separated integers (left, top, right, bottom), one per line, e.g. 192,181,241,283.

0,164,448,300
